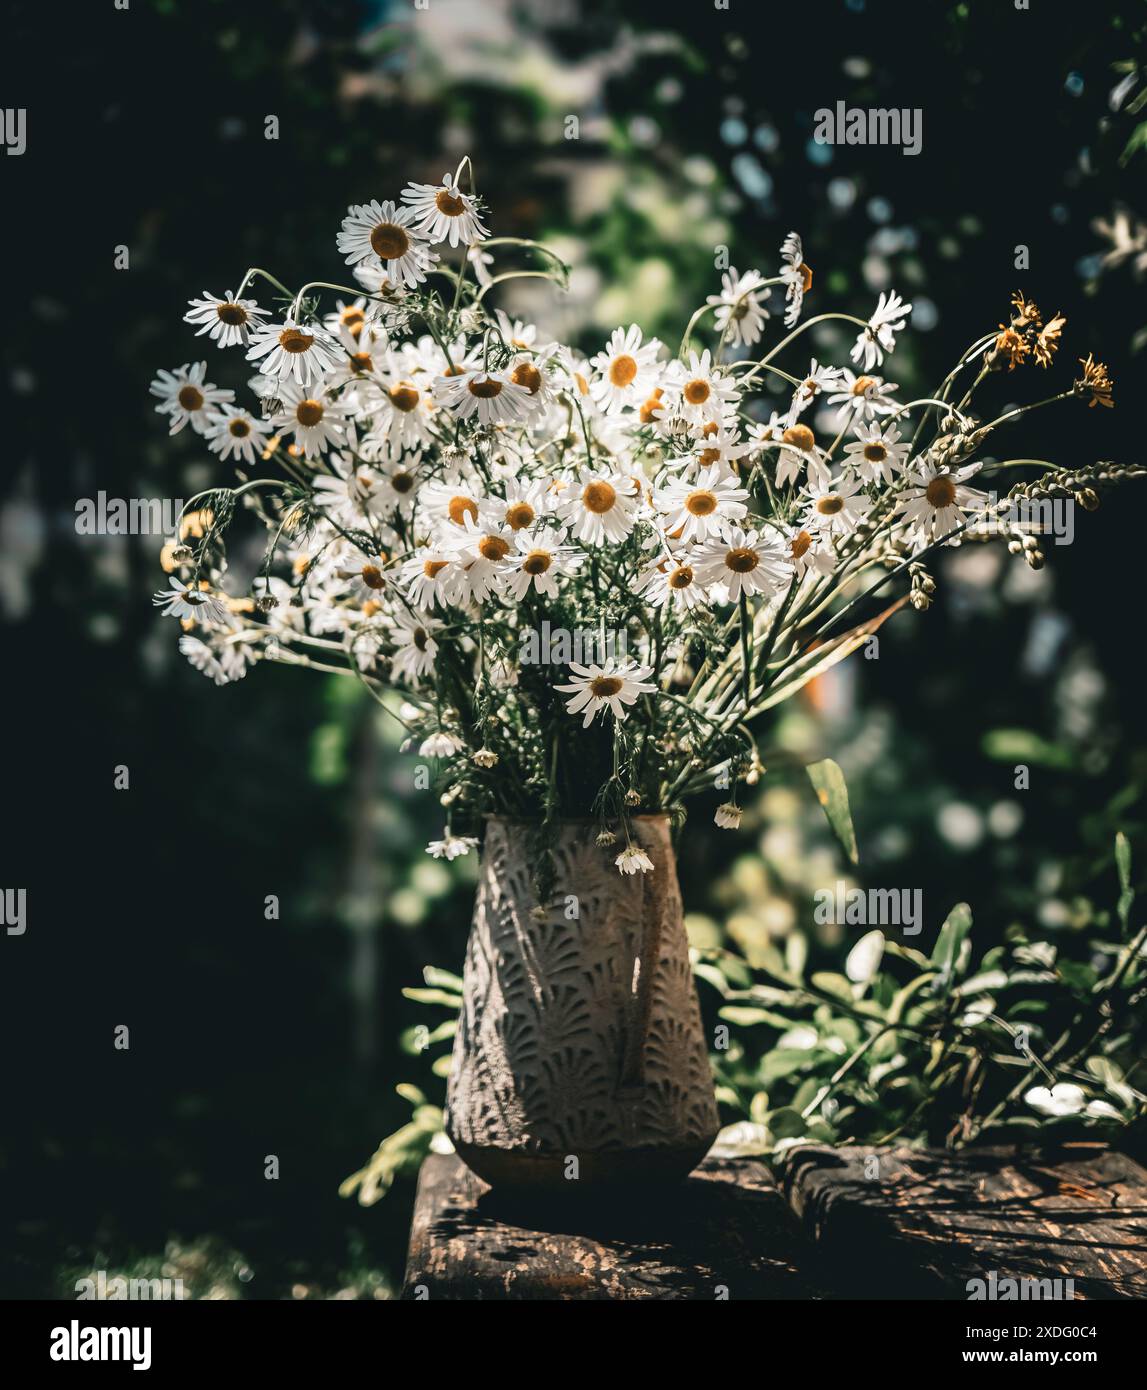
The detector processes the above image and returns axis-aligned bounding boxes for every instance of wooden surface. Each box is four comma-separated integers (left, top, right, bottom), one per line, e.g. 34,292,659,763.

403,1144,1147,1300
401,1152,826,1300
782,1143,1147,1300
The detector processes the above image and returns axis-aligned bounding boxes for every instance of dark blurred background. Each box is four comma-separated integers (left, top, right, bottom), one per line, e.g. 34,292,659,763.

2,0,1145,1296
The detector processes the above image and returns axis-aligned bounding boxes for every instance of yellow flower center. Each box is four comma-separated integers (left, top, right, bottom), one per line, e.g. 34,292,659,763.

478,535,510,561
668,565,694,590
390,471,415,494
817,494,845,516
799,262,813,293
522,549,552,575
467,376,504,399
350,352,373,373
511,362,542,395
435,188,467,216
926,476,957,508
228,418,251,438
505,501,535,530
177,385,204,412
361,564,385,590
389,382,420,412
639,388,664,423
683,378,711,405
686,490,718,516
791,530,813,559
609,354,638,387
423,559,449,578
341,307,366,330
370,222,410,260
413,627,429,651
448,496,478,526
724,547,759,574
278,328,314,354
782,424,815,451
853,375,876,395
295,399,324,427
590,676,624,697
215,302,248,326
582,480,617,514
863,442,887,462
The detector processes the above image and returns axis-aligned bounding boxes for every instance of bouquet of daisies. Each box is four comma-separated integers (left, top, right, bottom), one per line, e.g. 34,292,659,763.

151,158,1135,876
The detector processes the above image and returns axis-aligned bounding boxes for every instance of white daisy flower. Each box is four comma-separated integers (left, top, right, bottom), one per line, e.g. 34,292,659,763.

589,325,663,416
895,461,987,544
503,528,584,600
435,368,532,427
420,476,484,533
714,803,743,829
562,471,641,546
420,731,466,757
246,319,343,387
615,845,655,875
184,290,270,348
272,381,350,459
800,471,871,538
654,464,749,543
152,576,231,624
554,659,658,728
203,405,272,464
669,349,741,424
426,832,479,861
149,363,234,436
706,267,771,348
373,453,422,518
639,555,709,611
693,525,792,603
826,368,900,425
851,290,913,371
748,410,790,453
179,631,254,685
774,422,831,490
323,297,380,345
337,199,434,288
687,420,754,475
390,614,441,685
442,515,516,605
779,231,813,328
312,463,388,525
495,310,542,352
786,525,836,580
842,420,909,485
467,245,495,288
339,551,390,604
402,544,459,610
484,478,551,534
788,359,846,421
402,172,488,247
371,373,434,451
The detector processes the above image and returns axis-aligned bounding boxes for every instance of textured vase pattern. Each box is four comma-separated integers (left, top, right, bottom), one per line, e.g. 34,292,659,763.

445,817,719,1172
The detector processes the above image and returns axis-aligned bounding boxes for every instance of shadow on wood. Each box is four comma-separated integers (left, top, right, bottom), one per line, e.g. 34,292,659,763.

782,1143,1147,1300
402,1152,826,1300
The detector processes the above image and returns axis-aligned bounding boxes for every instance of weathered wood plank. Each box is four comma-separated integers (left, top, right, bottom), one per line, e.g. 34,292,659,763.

782,1143,1147,1300
402,1152,826,1300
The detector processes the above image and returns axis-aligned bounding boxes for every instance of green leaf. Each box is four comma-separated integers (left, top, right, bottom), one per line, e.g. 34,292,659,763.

718,1005,792,1028
931,902,973,986
423,965,465,991
1115,832,1134,934
401,987,463,1008
981,728,1073,769
810,971,855,1001
766,1106,807,1139
806,758,859,865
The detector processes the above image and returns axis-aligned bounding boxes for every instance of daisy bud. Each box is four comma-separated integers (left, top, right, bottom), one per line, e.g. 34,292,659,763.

624,789,641,807
1025,548,1045,570
1008,539,1023,555
256,593,279,613
473,748,499,769
595,830,617,848
714,803,742,830
1079,488,1099,511
169,543,195,564
921,576,936,595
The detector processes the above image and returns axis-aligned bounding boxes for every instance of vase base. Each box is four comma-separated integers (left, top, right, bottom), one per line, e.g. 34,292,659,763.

451,1136,716,1192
